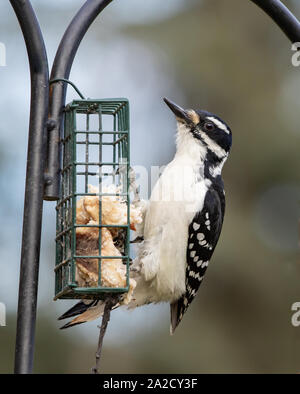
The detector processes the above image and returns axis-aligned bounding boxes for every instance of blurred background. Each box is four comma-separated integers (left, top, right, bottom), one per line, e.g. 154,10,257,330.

1,0,300,373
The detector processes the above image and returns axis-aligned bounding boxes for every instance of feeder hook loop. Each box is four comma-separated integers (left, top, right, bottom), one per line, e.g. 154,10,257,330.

50,78,86,100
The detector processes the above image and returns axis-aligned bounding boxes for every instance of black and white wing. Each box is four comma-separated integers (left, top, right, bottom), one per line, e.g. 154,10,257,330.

170,187,225,334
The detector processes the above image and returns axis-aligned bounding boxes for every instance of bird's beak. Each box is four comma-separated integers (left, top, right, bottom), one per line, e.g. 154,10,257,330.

163,97,191,123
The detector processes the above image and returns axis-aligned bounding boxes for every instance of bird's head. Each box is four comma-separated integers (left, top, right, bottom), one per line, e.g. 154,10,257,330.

163,97,232,164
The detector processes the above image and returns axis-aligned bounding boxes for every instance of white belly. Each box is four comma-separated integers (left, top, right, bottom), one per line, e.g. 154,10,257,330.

138,157,209,302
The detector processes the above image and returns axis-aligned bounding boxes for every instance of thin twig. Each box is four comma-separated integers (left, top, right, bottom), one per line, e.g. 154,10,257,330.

91,297,115,374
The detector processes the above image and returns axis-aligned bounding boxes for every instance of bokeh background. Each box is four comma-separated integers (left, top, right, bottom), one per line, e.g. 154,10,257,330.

1,0,300,373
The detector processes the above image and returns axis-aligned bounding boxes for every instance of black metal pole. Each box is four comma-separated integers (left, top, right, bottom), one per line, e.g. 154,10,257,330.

250,0,300,42
44,0,113,201
9,0,49,374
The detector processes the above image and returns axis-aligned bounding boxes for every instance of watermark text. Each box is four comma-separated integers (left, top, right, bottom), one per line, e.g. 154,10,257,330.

0,302,6,327
291,42,300,67
0,42,6,67
291,302,300,327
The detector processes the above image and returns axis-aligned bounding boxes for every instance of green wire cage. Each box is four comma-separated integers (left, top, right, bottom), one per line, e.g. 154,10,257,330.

55,99,130,300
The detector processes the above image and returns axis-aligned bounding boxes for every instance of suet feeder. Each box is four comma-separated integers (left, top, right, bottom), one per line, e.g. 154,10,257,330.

55,99,131,300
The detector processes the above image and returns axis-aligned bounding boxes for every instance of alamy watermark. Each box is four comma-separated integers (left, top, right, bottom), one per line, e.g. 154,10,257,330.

291,42,300,67
0,302,6,327
0,42,6,67
94,160,208,214
291,302,300,327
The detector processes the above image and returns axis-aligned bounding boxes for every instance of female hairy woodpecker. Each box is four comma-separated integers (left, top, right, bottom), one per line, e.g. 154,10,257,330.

59,98,232,334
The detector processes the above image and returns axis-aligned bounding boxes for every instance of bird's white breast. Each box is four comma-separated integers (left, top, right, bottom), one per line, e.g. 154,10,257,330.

138,126,210,303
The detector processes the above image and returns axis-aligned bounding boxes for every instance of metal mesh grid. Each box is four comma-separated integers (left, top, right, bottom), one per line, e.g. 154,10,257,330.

55,99,130,300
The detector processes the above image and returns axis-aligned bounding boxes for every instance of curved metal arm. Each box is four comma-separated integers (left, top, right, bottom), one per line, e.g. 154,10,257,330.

44,0,113,201
250,0,300,42
9,0,49,374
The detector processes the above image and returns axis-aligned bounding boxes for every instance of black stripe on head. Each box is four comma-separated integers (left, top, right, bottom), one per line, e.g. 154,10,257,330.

192,110,232,155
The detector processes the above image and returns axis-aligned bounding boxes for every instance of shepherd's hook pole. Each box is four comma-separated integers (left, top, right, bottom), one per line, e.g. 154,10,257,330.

10,0,49,374
250,0,300,42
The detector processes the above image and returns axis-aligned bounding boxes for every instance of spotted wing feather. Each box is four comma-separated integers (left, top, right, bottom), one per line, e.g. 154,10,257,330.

170,187,224,333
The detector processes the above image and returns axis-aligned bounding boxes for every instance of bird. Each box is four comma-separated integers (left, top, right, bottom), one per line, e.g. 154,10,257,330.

58,98,232,333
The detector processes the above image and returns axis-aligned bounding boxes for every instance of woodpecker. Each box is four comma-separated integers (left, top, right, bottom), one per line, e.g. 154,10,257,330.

59,98,232,333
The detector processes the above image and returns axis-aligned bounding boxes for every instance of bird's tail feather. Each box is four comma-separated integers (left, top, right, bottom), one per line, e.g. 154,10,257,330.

170,300,182,335
60,320,86,330
170,301,177,335
59,300,119,329
58,300,98,321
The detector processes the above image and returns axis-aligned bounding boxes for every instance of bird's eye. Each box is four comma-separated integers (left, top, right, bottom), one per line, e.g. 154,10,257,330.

204,122,215,132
